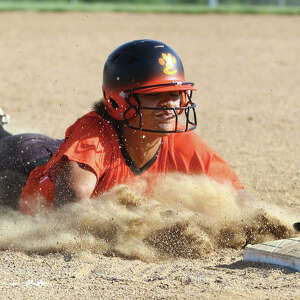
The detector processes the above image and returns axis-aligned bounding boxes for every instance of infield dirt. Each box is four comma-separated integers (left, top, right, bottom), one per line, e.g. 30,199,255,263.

0,12,299,299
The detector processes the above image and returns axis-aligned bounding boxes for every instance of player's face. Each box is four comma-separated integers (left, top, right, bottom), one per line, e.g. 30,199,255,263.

133,91,181,134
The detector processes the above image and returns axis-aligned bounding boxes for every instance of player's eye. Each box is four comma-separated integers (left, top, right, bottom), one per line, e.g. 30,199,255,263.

170,92,180,97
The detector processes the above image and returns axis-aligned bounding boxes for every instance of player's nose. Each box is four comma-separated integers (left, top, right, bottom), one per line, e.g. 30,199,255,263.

159,92,180,107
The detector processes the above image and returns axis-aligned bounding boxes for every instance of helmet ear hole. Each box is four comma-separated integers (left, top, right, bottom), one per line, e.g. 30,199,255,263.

110,98,119,109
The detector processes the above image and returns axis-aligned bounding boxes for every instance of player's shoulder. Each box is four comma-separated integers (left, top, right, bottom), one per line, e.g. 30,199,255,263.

65,111,114,139
68,111,108,130
62,111,118,154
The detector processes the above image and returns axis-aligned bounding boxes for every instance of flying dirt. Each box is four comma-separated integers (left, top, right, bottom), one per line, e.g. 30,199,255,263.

0,174,297,262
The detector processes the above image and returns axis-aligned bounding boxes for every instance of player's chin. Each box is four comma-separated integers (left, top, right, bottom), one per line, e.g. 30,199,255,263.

155,120,176,133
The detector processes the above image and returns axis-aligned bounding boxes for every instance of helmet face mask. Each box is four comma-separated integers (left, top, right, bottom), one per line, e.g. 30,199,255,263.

102,39,197,133
122,86,197,133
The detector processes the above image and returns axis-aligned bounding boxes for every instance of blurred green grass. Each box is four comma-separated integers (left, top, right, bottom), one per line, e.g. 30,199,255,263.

1,1,300,14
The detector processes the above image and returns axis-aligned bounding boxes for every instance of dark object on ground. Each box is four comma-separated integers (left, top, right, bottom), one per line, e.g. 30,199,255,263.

0,131,63,209
0,124,12,139
293,222,300,232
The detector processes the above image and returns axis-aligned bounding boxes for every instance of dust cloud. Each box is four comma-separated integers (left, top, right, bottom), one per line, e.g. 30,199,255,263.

0,174,298,261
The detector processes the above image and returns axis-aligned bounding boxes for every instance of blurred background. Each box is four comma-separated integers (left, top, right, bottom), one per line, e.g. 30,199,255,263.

2,0,300,5
1,0,300,12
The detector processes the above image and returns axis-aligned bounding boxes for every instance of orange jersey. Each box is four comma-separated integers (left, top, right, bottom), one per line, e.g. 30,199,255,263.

20,111,243,214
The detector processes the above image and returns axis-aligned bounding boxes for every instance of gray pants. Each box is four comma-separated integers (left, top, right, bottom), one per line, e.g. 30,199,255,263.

0,127,62,209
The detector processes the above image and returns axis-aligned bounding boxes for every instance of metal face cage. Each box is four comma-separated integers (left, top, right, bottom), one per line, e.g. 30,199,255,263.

122,82,197,133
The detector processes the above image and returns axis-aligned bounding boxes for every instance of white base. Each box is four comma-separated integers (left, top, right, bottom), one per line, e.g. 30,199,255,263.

243,238,300,272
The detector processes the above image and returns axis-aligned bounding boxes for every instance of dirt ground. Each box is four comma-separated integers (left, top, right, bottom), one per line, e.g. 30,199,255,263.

0,12,300,299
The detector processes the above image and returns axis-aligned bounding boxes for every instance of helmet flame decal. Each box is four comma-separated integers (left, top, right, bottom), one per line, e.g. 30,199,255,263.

158,53,177,75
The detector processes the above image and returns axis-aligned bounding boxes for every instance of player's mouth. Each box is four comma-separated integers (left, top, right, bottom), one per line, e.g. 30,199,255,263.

155,115,175,122
154,110,175,121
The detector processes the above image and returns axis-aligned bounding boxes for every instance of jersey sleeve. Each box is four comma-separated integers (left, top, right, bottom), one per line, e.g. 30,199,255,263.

50,113,110,181
62,136,106,181
36,111,111,184
20,112,112,215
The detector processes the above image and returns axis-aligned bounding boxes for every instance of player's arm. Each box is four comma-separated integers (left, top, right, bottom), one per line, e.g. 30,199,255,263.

54,157,97,207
